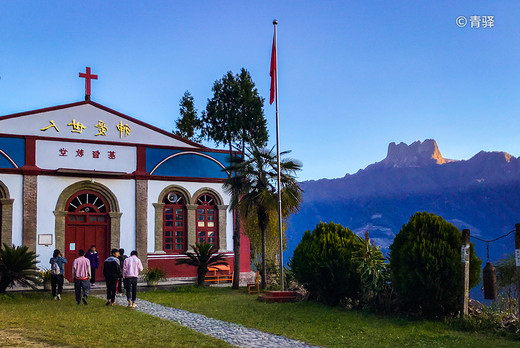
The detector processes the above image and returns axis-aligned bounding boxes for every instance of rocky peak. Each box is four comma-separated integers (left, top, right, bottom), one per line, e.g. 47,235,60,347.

469,150,514,163
372,139,446,169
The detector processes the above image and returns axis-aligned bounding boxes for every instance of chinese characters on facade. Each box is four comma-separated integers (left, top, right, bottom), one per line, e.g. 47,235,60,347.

41,119,131,138
58,147,117,159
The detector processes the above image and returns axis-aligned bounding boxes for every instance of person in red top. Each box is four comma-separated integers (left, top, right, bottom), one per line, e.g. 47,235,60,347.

72,249,91,305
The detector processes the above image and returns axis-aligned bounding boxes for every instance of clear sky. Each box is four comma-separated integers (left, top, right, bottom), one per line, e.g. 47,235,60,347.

1,1,519,181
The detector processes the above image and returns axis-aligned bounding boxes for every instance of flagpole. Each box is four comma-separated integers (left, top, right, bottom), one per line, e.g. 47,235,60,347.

273,19,284,291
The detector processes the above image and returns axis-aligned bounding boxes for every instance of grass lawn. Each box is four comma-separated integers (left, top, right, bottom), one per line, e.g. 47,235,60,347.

0,292,231,348
140,287,519,348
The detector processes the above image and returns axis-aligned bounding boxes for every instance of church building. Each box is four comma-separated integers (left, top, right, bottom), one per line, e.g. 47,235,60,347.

0,68,250,282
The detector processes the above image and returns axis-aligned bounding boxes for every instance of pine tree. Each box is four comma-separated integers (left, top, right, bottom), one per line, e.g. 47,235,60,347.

174,91,202,142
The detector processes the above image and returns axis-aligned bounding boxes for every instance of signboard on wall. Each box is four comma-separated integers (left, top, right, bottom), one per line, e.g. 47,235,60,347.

36,140,136,173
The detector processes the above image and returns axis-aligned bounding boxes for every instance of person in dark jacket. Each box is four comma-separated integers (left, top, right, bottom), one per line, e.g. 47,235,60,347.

85,245,99,287
49,249,67,300
103,248,121,306
117,248,127,295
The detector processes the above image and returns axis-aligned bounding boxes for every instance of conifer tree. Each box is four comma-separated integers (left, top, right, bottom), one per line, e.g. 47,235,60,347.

174,91,202,142
203,68,268,289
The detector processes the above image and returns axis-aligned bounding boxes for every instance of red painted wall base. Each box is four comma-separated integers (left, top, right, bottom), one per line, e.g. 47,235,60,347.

148,231,252,279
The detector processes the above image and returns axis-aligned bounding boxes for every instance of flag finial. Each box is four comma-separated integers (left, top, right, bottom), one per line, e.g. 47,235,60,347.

273,19,278,25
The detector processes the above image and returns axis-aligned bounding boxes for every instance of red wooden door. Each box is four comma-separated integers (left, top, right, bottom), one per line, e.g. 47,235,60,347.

64,191,110,282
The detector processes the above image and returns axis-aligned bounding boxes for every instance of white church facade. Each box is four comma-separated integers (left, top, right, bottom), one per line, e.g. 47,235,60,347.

0,99,250,281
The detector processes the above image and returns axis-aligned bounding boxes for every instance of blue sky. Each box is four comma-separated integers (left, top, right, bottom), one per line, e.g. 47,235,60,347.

1,1,519,181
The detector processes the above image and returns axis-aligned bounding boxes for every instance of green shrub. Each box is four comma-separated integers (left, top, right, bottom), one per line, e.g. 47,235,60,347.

39,268,51,282
390,212,482,317
290,222,362,305
495,254,518,301
143,267,167,283
0,243,41,293
447,301,520,340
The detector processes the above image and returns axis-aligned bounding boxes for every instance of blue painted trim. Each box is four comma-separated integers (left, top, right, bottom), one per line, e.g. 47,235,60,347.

0,137,25,168
146,148,230,179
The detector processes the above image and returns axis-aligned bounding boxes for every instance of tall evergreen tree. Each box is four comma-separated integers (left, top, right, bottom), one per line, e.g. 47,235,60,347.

203,69,268,151
174,91,202,142
203,69,268,289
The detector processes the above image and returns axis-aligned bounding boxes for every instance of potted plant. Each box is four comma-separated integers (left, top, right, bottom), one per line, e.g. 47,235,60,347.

143,267,166,287
39,268,52,291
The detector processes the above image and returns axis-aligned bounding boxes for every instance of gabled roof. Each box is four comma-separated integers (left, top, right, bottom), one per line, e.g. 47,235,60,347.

0,100,205,149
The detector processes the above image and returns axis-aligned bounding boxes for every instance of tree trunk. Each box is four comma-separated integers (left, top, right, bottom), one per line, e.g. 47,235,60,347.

232,208,241,289
230,142,241,290
197,267,207,287
258,206,269,290
261,226,267,289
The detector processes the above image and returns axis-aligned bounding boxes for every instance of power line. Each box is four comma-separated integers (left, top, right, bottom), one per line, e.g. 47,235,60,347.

470,229,515,262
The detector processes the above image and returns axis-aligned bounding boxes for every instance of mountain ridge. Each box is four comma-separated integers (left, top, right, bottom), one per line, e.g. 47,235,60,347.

287,140,519,271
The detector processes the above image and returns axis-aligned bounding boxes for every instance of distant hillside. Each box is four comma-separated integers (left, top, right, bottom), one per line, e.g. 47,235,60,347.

286,139,519,267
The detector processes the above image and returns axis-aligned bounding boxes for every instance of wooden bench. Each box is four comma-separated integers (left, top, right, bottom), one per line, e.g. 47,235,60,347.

205,265,233,284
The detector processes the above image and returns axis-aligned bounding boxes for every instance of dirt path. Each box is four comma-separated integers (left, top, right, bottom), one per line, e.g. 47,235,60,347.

0,329,68,347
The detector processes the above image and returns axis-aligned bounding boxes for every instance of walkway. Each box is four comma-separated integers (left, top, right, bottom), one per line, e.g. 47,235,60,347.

105,295,321,348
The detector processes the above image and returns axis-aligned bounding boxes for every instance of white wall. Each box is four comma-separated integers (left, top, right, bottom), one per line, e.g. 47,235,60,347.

147,180,233,253
0,172,233,267
100,178,136,252
0,104,196,148
0,173,23,246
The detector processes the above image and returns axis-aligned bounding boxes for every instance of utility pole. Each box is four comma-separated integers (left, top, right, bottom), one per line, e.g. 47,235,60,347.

461,229,470,317
515,224,520,319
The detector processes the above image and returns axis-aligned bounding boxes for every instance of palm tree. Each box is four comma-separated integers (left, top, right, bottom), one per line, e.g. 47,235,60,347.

224,144,303,289
176,242,228,286
0,243,41,293
353,234,388,304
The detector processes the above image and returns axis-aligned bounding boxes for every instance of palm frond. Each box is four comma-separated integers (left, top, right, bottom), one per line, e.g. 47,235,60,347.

0,243,41,292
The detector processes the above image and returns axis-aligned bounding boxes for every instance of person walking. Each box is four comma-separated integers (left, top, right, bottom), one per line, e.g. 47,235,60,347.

72,249,91,305
123,250,143,308
85,245,99,287
117,248,127,296
103,248,121,306
49,249,67,300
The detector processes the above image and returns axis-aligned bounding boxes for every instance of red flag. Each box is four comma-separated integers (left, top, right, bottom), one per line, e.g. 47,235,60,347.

270,35,276,104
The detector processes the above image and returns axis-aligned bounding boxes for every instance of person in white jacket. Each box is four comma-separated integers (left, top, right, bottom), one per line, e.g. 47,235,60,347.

123,250,143,308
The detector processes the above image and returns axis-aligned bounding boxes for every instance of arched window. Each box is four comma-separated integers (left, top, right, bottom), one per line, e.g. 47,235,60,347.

67,191,108,213
196,194,218,247
66,190,109,223
163,191,187,252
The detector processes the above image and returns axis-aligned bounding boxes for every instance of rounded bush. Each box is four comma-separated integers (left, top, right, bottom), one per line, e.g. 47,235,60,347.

290,222,362,305
390,212,482,317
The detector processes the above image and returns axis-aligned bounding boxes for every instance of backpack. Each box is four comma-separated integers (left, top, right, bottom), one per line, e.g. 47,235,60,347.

51,260,61,275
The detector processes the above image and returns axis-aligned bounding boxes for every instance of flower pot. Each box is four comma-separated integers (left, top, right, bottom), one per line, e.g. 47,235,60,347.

43,281,51,291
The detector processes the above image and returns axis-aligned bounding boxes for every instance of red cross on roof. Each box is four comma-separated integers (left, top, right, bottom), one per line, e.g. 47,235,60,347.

79,67,98,101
